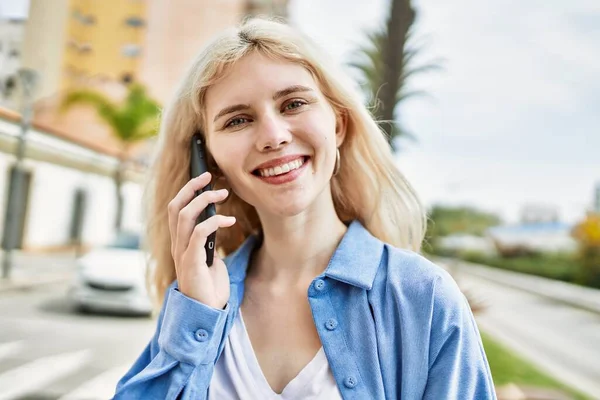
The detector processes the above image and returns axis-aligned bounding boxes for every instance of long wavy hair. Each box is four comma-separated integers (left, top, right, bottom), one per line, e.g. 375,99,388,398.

144,17,426,310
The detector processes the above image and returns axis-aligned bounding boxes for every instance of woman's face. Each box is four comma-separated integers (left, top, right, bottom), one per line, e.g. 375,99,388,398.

204,52,345,217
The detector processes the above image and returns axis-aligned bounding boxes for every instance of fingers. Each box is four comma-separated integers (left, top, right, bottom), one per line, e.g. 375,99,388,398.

174,188,230,259
167,172,212,255
168,173,211,233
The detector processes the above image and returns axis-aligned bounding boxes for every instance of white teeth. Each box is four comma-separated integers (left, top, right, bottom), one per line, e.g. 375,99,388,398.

258,158,305,177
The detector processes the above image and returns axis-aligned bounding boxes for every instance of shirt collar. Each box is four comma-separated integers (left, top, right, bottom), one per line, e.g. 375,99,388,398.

226,219,384,290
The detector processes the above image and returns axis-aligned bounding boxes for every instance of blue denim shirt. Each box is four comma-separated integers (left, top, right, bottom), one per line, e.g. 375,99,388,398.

113,220,496,399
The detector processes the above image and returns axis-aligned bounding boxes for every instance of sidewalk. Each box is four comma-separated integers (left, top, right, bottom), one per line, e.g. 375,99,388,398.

456,270,600,398
0,250,78,294
436,257,600,315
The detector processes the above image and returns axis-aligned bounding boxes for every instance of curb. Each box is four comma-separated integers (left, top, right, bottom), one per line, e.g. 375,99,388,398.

437,257,600,315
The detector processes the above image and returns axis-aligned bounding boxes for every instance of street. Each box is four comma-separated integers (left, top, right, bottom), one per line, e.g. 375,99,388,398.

1,264,600,399
453,265,600,399
0,281,155,400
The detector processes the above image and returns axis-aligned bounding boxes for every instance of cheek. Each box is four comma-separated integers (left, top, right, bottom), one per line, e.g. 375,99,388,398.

298,111,337,147
210,138,248,178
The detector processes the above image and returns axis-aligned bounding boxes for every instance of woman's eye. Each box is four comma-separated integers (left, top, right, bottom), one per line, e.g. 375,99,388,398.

284,100,306,111
225,117,248,128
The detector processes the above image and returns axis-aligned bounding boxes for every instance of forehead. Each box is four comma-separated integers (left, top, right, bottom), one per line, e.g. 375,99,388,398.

204,52,319,112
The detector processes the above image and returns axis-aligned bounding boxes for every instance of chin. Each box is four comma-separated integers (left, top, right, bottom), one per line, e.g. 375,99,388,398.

259,197,313,218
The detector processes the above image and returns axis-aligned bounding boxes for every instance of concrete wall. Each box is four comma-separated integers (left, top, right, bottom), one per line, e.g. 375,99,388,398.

0,116,144,251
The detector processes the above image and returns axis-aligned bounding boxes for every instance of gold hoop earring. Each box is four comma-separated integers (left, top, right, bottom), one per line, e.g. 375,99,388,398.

332,148,341,176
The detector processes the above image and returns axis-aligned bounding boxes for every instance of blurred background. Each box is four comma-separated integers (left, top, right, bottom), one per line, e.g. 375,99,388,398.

0,0,598,399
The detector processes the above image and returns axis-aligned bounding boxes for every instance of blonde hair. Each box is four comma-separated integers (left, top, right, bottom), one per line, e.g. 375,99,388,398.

144,17,426,310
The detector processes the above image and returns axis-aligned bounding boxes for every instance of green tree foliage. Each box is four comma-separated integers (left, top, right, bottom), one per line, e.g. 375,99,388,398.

426,205,502,246
60,83,161,231
349,0,441,151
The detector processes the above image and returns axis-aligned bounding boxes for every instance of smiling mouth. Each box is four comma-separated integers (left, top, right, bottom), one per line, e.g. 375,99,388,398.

252,156,309,177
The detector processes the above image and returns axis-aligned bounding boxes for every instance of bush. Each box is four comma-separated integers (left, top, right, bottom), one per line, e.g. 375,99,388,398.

576,247,600,288
455,252,581,286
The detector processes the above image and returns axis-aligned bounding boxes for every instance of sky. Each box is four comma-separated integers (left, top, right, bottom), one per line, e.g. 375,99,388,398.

2,0,598,225
0,0,29,18
290,0,600,224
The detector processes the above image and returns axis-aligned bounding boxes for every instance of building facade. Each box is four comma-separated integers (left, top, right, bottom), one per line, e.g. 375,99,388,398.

20,0,70,103
0,17,26,110
61,0,148,90
21,0,289,153
0,108,144,252
0,0,289,251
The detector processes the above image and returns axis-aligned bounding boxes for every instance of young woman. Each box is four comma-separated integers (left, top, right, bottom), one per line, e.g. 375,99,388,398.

113,17,496,400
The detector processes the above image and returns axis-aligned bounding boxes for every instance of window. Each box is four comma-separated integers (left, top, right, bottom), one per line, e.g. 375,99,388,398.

107,232,140,250
3,75,17,96
72,9,96,25
121,44,141,57
81,15,96,25
121,73,134,84
79,43,92,53
125,16,145,27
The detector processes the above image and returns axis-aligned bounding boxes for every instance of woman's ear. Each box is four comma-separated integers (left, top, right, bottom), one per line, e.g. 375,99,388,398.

206,146,221,177
335,110,348,147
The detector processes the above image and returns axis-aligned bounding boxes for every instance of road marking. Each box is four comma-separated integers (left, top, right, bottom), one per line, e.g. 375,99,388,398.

0,341,24,360
0,349,92,400
58,363,131,400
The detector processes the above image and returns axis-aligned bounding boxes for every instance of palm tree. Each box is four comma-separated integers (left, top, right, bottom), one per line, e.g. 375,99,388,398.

60,83,161,232
350,0,441,151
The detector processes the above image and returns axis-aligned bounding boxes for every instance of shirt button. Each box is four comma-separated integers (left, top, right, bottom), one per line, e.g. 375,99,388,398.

194,329,209,342
314,279,326,291
344,376,357,388
325,318,338,330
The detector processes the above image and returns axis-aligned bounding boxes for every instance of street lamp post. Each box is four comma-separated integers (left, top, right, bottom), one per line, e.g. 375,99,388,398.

1,68,38,280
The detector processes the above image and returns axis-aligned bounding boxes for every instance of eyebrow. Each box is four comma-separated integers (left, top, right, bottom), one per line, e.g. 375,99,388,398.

272,85,314,101
213,104,250,123
212,85,314,123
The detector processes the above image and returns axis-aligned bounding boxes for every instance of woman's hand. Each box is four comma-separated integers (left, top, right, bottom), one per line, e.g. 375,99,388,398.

167,172,235,309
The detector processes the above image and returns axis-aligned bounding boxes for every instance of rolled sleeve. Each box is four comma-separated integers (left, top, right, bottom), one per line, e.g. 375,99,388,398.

158,288,229,366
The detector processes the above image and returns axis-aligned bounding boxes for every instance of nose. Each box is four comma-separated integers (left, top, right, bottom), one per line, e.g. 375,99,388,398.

255,111,292,152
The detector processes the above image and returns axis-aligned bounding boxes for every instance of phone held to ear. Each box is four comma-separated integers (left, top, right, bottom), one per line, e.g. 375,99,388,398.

190,133,217,267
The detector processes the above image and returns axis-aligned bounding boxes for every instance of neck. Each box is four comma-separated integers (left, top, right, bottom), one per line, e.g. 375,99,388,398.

250,189,348,286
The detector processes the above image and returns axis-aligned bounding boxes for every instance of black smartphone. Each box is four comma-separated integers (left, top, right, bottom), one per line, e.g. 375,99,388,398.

190,133,217,266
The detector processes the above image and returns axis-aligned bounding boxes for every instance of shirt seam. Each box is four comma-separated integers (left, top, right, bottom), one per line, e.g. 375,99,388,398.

427,274,441,369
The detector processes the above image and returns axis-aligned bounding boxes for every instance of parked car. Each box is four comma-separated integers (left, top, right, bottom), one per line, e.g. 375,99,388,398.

67,232,153,316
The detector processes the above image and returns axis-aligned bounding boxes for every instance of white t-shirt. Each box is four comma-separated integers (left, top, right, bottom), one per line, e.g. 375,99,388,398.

208,309,344,399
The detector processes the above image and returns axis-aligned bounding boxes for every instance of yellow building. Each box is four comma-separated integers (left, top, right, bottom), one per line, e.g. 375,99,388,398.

18,0,288,156
62,0,147,90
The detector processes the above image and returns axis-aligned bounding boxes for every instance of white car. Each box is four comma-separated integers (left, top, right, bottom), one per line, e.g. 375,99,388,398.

68,232,153,316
